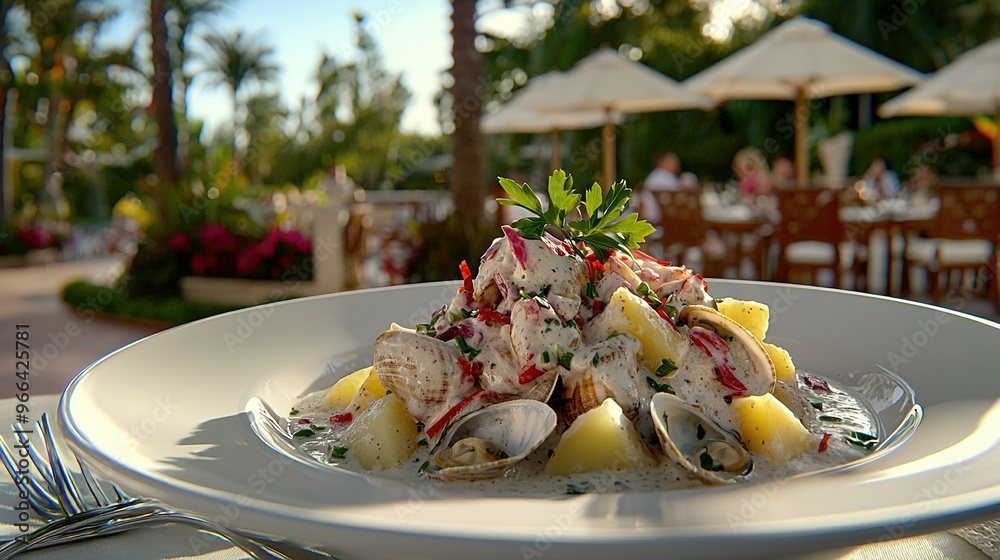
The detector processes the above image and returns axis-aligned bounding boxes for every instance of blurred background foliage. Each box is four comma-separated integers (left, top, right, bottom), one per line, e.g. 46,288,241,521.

1,0,998,230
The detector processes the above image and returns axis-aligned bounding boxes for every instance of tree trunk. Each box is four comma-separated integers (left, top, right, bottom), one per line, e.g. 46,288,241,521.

448,0,487,237
151,0,179,223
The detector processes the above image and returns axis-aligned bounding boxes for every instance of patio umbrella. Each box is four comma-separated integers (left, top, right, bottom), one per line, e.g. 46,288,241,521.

878,39,1000,172
524,49,713,188
481,72,615,170
685,16,922,186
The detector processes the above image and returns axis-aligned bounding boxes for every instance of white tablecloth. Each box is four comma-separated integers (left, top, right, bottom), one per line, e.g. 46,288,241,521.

1,396,997,560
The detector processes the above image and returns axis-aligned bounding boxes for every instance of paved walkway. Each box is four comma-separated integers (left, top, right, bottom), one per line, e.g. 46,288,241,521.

0,257,163,398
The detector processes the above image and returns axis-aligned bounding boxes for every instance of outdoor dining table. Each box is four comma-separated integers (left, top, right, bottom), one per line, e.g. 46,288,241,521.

2,393,998,559
839,198,939,296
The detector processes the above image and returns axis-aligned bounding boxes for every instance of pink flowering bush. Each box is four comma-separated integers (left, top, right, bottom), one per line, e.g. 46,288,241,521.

0,223,62,256
172,223,313,281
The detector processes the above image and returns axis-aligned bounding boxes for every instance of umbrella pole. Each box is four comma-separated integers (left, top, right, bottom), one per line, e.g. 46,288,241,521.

603,109,615,188
795,87,809,187
551,129,562,171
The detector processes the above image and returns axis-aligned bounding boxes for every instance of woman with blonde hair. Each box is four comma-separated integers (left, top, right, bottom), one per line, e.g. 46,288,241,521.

733,147,773,196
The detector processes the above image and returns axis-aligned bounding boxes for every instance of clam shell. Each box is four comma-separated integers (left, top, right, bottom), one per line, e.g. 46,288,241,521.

650,392,753,485
678,305,776,396
561,336,641,425
426,399,557,481
374,330,476,427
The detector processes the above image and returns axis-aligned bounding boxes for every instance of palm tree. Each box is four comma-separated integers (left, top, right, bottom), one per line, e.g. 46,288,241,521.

200,29,278,160
449,0,488,243
167,0,229,120
151,0,179,214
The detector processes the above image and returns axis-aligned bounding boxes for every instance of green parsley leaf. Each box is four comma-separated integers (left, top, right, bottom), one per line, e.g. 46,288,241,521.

656,358,678,377
455,336,481,360
646,376,675,394
498,177,543,214
293,428,315,438
330,445,349,459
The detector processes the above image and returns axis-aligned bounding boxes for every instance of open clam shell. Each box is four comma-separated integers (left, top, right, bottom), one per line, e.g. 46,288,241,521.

678,305,776,396
650,392,753,485
425,400,557,481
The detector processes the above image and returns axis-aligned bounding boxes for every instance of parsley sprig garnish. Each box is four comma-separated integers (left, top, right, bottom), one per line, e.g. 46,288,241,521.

497,170,656,261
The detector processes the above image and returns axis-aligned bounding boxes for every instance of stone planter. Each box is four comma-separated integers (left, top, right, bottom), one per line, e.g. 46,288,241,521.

182,207,346,305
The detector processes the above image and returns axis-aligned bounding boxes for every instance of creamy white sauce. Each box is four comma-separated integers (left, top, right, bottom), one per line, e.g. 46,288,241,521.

287,370,871,496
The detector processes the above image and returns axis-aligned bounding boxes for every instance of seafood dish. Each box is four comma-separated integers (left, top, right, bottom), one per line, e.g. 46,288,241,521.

288,172,876,494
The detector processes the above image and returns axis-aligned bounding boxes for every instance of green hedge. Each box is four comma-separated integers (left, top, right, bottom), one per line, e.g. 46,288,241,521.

851,117,991,178
61,280,241,326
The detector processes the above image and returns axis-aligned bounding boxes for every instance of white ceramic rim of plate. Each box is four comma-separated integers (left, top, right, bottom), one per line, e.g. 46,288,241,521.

57,280,1000,558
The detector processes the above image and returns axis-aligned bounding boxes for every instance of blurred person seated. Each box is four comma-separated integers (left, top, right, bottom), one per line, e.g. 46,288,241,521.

862,158,900,199
679,171,700,191
733,147,773,198
640,151,688,224
904,163,937,207
771,155,796,190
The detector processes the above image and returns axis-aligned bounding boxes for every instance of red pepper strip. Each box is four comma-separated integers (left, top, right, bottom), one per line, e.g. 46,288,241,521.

425,389,485,438
477,308,510,326
437,322,474,342
459,260,474,294
502,225,529,270
584,253,605,281
297,418,312,424
592,299,603,315
802,375,833,392
818,432,831,452
481,238,501,262
689,328,748,393
517,364,547,385
714,364,748,393
633,248,670,267
458,357,483,383
541,233,571,256
330,412,353,424
494,272,509,300
689,327,730,355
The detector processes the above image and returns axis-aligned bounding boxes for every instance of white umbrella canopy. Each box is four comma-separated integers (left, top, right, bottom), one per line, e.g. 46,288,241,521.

481,72,617,170
878,39,1000,171
686,16,922,185
524,49,713,187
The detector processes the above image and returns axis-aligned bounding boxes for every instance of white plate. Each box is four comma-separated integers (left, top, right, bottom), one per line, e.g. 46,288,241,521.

59,281,1000,560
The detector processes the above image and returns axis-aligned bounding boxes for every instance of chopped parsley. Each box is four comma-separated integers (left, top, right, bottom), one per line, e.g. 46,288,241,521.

646,376,674,394
330,445,349,459
656,358,678,377
293,428,315,438
591,353,601,367
454,336,481,360
700,450,722,471
557,350,574,369
818,415,843,423
565,484,587,495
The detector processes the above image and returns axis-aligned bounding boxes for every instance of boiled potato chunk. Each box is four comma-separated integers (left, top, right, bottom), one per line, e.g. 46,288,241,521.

587,287,687,373
732,393,814,461
545,398,657,475
340,393,418,470
716,298,769,341
763,343,796,382
323,366,373,408
348,368,387,413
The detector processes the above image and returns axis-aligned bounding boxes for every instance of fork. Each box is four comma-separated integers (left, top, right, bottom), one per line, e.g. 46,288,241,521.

0,414,302,559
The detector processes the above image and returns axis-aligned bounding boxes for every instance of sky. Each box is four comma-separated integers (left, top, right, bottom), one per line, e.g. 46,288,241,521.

101,0,453,137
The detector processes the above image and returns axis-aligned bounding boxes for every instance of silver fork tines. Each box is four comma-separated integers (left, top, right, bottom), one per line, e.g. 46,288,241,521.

0,413,302,560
